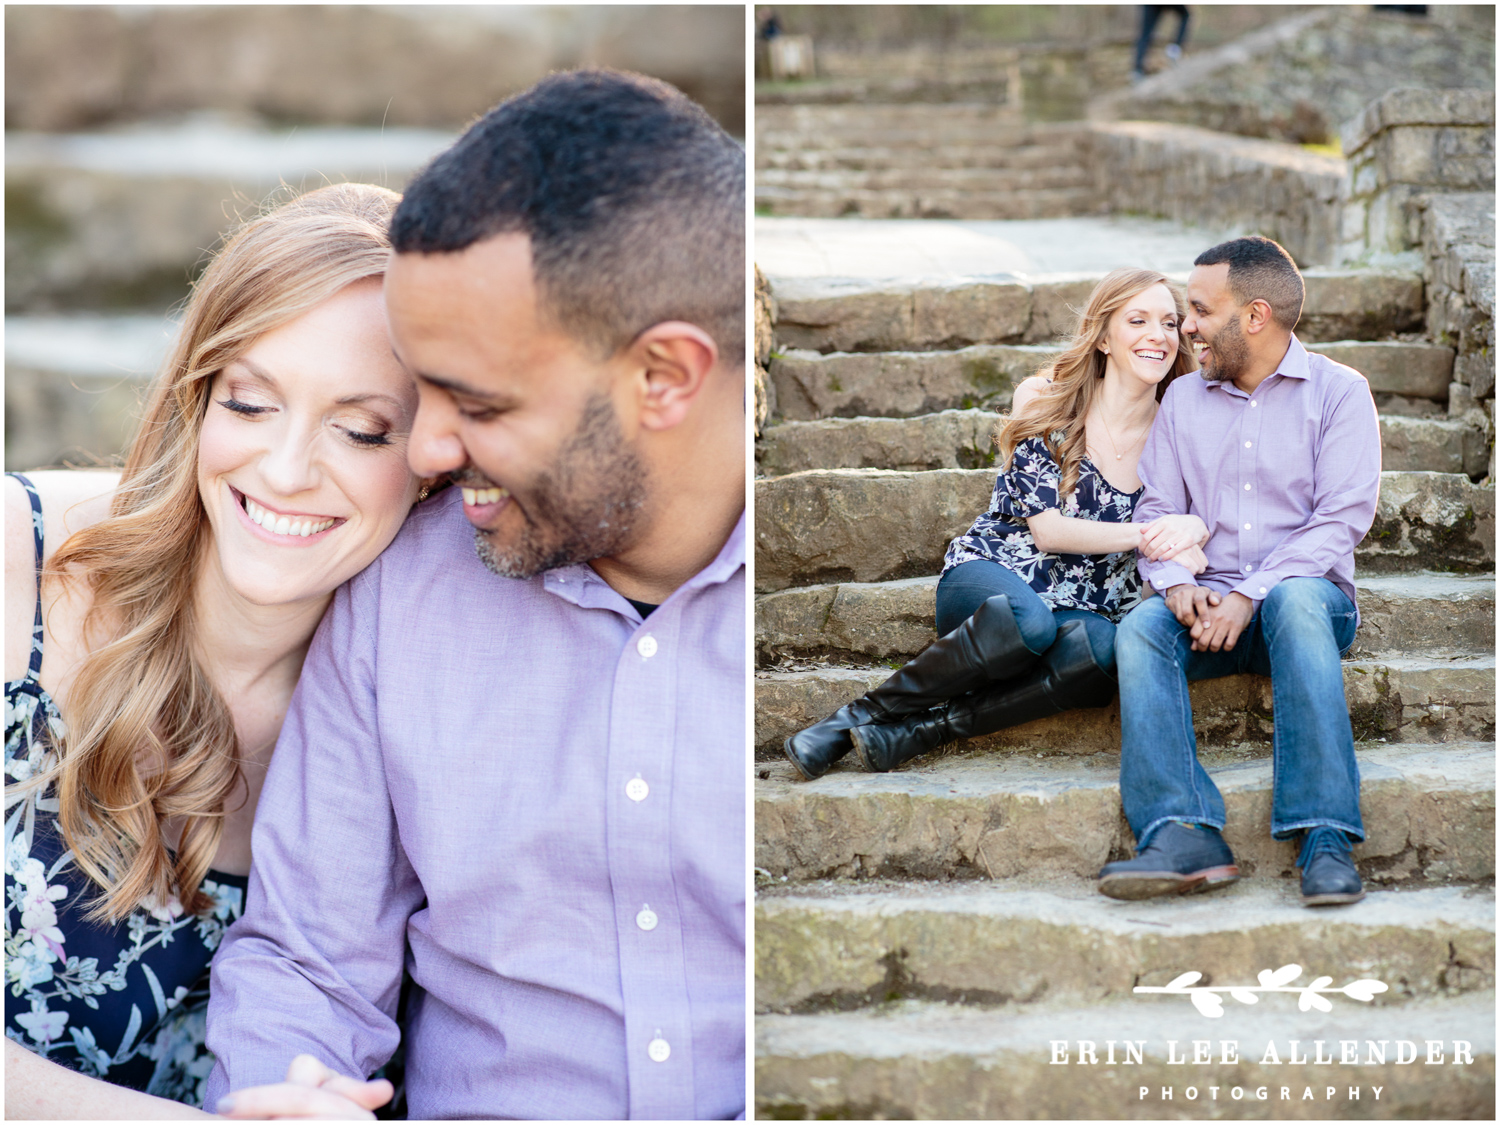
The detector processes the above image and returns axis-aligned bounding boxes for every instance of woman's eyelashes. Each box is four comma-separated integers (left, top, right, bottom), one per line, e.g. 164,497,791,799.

218,396,272,416
218,396,398,448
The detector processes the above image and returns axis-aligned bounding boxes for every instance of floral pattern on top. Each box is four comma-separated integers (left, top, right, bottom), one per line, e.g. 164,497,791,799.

4,472,246,1108
942,433,1145,623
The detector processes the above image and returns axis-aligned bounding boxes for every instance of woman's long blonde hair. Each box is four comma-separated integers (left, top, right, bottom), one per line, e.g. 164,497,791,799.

996,268,1195,498
30,182,401,922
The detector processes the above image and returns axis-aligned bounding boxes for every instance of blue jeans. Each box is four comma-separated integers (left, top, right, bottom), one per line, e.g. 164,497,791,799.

1115,576,1362,849
936,559,1117,672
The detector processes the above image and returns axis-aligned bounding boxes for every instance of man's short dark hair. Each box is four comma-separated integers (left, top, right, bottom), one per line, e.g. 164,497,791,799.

1193,236,1304,331
391,69,745,365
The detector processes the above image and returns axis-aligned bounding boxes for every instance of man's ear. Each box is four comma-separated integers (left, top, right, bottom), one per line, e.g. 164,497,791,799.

1243,298,1276,335
629,321,719,431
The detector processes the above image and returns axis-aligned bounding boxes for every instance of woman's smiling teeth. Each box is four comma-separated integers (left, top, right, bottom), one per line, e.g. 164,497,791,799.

462,486,509,505
1134,349,1167,362
243,496,336,537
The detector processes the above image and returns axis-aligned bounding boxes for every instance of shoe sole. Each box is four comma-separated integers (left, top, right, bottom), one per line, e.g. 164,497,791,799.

781,738,819,782
1098,865,1240,901
1303,889,1366,907
848,727,878,773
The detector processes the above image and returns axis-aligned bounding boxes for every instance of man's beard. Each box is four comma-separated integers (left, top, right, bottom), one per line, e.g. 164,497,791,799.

1197,315,1249,383
471,393,648,579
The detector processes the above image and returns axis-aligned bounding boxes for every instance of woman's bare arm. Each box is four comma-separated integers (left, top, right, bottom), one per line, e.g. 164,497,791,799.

1026,509,1144,555
1009,375,1051,421
6,1038,209,1120
4,471,120,681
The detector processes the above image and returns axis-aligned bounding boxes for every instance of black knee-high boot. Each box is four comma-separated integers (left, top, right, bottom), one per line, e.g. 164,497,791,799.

848,620,1116,773
782,595,1036,780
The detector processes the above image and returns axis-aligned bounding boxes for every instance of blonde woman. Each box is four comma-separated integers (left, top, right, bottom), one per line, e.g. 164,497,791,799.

785,268,1210,779
5,183,424,1116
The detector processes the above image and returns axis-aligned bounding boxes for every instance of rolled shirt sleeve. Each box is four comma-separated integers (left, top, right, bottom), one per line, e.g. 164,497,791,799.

1134,386,1199,594
205,575,422,1103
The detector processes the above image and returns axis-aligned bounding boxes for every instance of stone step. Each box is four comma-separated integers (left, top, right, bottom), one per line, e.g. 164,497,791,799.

753,469,1494,592
756,103,1073,145
756,164,1096,194
7,121,456,310
756,571,1496,666
754,742,1494,887
768,340,1453,421
755,185,1103,222
769,270,1425,353
759,142,1090,173
753,655,1495,758
755,991,1497,1119
758,409,1485,478
756,876,1495,1014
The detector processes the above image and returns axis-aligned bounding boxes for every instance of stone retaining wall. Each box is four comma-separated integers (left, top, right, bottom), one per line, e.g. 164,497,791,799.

1086,120,1345,267
1420,192,1496,480
1338,87,1495,263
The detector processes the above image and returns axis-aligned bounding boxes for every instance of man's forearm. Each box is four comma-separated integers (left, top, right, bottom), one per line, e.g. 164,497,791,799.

6,1039,209,1121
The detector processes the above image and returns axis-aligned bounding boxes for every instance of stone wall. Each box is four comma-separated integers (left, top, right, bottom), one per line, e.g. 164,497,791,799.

5,6,745,135
1105,7,1495,146
1087,121,1345,267
1420,193,1496,480
755,265,776,437
1338,88,1496,264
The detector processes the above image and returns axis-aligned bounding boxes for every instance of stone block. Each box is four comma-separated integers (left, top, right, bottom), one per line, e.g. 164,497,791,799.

1298,268,1424,339
1343,87,1497,157
770,278,917,354
753,657,1493,758
756,879,1494,1014
1358,470,1495,572
757,411,999,477
757,995,1499,1121
767,346,1054,422
754,468,994,593
1306,341,1453,399
910,281,1032,350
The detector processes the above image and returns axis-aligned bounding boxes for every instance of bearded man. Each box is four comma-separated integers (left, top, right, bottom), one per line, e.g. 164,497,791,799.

1098,236,1381,909
205,70,745,1119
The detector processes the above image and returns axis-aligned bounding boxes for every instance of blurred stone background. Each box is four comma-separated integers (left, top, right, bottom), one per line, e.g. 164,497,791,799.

6,4,745,469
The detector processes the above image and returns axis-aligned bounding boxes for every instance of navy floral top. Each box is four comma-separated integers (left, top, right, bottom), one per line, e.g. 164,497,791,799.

4,473,245,1107
942,434,1145,623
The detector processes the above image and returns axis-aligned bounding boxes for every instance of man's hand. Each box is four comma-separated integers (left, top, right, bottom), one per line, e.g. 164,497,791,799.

216,1055,393,1120
1138,514,1210,562
1164,583,1220,628
1189,591,1255,653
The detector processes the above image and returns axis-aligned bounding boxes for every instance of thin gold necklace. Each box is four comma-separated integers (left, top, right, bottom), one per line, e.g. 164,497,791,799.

1092,406,1152,461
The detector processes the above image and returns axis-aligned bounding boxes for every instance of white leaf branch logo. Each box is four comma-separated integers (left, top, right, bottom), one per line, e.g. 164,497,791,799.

1134,964,1389,1017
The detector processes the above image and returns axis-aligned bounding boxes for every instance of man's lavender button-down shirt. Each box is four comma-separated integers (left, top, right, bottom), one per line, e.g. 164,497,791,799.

205,488,746,1120
1134,335,1381,620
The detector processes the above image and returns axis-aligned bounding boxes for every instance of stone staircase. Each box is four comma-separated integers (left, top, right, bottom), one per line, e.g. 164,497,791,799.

756,104,1098,219
753,268,1496,1118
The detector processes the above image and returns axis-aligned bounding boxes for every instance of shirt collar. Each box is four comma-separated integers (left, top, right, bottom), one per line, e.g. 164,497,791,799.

1204,333,1309,397
542,506,745,611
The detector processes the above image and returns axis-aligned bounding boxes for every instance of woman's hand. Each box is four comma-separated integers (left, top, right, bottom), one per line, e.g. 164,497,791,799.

1165,543,1209,575
1138,513,1209,561
216,1056,392,1119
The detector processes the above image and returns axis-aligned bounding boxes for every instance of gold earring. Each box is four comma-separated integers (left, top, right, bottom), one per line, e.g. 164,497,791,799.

416,481,432,503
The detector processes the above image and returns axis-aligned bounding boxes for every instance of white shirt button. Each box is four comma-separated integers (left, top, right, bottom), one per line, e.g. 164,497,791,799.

636,634,658,658
636,905,658,931
1244,523,1252,530
1244,564,1253,572
626,777,649,802
1250,400,1258,407
1244,483,1252,490
1244,441,1252,448
1259,587,1268,595
648,1038,671,1063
